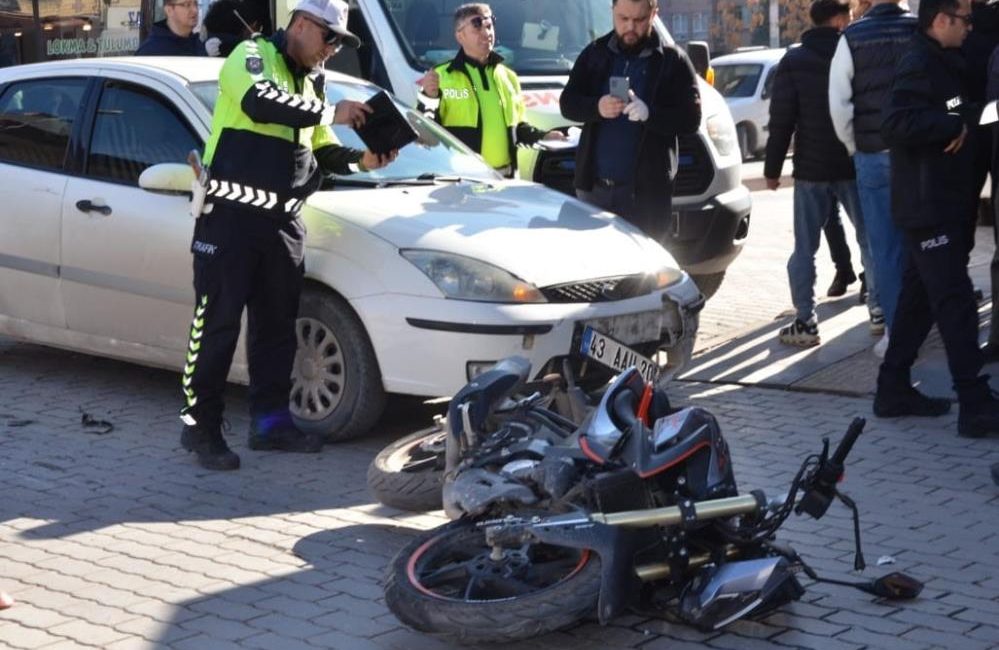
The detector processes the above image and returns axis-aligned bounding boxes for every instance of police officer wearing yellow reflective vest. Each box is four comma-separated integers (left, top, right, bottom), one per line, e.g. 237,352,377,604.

180,0,397,470
417,3,566,177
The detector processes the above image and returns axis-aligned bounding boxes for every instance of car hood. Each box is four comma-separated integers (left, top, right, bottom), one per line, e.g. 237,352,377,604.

306,181,678,287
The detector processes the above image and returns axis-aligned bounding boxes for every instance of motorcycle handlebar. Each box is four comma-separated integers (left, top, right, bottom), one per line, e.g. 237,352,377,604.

830,417,865,467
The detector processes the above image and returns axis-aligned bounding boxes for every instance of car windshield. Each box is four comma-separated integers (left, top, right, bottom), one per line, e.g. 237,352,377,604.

380,0,612,75
188,79,496,182
712,64,763,98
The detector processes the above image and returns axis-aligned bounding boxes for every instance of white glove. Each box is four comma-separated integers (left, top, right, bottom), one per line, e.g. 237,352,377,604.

622,92,649,122
204,36,222,57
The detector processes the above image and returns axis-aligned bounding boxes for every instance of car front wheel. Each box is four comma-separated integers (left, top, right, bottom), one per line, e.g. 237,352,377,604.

291,289,386,442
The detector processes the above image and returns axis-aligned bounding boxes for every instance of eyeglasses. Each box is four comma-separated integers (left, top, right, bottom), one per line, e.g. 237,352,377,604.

167,1,198,9
302,16,344,47
945,11,973,26
460,15,495,31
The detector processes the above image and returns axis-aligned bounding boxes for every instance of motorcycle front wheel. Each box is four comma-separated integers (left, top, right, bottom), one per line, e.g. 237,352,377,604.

385,518,602,643
366,424,446,512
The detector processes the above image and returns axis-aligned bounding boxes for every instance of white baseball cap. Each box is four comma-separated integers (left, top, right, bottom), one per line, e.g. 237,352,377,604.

293,0,361,48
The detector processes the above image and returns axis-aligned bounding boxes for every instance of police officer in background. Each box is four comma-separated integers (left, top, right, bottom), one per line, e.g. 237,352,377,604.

179,0,397,470
417,3,565,178
877,0,999,438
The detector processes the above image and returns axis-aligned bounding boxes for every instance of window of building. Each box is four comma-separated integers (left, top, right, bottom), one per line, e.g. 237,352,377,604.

671,13,689,40
0,77,87,170
692,12,708,37
86,81,198,185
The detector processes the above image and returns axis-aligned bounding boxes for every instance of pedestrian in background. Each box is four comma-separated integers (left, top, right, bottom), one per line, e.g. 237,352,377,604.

417,3,565,178
136,0,206,56
766,0,881,347
829,0,918,356
179,0,398,470
877,0,999,438
560,0,701,249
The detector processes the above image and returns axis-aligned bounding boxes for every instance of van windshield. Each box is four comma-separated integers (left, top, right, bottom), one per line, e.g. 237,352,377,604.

381,0,613,75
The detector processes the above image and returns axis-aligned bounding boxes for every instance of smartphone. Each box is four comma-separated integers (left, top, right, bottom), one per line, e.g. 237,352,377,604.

609,76,630,101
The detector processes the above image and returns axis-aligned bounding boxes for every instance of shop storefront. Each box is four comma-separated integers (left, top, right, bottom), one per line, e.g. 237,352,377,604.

0,0,179,65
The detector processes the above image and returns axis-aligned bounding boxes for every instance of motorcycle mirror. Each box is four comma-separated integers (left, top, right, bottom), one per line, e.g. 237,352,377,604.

862,572,924,600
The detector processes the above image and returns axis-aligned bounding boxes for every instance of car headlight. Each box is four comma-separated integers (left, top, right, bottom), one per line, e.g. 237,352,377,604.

654,267,686,289
401,250,547,303
705,112,738,157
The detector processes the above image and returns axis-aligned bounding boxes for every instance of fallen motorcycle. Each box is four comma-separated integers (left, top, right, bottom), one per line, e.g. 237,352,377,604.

367,358,590,511
383,359,923,643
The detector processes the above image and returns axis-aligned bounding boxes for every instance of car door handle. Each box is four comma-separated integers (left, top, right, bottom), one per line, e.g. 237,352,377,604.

76,200,112,216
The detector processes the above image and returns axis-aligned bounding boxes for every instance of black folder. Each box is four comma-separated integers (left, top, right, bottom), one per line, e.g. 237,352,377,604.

355,91,419,154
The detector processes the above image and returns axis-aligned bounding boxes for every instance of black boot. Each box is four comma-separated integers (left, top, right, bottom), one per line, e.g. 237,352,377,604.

248,412,323,453
873,371,951,418
827,269,857,298
958,381,999,438
180,420,240,470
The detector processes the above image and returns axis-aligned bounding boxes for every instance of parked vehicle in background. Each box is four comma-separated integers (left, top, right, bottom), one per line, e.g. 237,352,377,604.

310,0,751,298
0,57,703,442
711,47,786,161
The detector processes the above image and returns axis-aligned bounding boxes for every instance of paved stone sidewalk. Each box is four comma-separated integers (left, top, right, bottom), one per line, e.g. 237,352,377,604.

2,338,997,649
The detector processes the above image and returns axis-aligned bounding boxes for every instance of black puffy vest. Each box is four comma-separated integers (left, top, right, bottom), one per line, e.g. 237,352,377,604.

842,3,917,152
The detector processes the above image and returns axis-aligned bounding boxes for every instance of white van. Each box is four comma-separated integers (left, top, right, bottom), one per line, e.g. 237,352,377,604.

274,0,751,296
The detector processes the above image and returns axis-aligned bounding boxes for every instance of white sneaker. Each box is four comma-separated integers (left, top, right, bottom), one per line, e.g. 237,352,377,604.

873,332,889,358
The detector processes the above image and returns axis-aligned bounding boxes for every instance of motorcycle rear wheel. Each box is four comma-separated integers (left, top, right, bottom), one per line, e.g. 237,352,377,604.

385,518,602,643
366,424,446,511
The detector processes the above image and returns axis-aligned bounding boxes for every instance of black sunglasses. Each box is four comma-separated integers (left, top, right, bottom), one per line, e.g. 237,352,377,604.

462,15,496,30
303,15,344,46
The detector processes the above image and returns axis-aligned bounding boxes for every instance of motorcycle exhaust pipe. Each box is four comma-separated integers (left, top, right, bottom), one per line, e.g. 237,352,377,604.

590,493,763,528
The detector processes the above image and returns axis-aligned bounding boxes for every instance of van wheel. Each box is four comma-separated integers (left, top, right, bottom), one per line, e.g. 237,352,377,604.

291,289,386,442
690,272,725,299
737,125,751,161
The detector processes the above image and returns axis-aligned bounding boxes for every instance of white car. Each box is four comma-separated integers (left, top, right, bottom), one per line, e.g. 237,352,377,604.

710,47,786,161
0,57,702,440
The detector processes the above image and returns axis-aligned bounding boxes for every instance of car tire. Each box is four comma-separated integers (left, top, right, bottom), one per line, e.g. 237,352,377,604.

737,125,751,162
291,288,386,442
690,272,725,299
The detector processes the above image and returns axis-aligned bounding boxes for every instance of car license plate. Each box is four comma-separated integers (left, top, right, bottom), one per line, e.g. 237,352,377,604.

580,310,663,346
580,326,661,382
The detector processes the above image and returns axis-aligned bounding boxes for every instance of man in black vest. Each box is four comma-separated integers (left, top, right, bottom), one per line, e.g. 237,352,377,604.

879,0,999,438
829,0,917,355
766,0,880,347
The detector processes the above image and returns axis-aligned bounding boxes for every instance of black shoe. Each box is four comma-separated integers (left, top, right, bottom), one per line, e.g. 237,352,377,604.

180,421,240,470
874,385,951,418
826,270,857,298
858,272,868,305
958,393,999,438
248,415,323,453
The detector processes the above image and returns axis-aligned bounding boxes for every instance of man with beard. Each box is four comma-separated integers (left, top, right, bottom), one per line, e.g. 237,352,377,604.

560,0,701,245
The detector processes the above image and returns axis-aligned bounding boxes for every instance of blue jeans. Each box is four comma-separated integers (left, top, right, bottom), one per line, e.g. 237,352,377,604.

789,179,880,323
853,151,904,330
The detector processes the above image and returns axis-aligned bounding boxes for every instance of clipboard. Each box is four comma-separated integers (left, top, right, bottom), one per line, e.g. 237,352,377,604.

355,91,419,154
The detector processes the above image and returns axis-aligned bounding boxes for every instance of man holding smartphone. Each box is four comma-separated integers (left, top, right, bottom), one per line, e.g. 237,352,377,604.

561,0,701,242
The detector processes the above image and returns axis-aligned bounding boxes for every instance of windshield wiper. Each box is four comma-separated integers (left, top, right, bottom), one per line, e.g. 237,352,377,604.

328,173,466,189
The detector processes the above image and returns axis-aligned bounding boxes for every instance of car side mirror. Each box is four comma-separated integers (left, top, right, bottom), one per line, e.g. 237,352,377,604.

687,41,711,80
138,162,195,194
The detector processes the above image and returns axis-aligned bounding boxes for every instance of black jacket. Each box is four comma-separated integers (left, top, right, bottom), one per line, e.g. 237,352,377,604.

841,3,917,152
560,31,700,216
764,27,854,182
135,21,206,56
882,32,979,229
